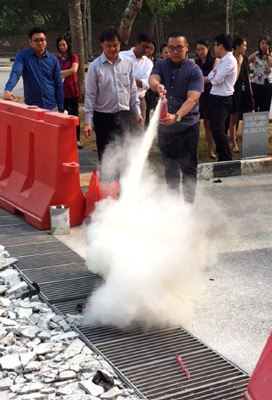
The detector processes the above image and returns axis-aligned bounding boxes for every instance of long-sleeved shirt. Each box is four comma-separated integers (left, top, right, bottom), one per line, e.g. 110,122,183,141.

84,52,141,125
5,48,63,110
120,48,153,99
208,52,237,96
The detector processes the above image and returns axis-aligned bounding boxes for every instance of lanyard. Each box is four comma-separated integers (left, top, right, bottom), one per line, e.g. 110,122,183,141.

60,55,68,71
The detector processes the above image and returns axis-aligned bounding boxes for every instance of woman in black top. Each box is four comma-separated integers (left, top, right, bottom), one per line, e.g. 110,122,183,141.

230,37,254,153
195,39,219,159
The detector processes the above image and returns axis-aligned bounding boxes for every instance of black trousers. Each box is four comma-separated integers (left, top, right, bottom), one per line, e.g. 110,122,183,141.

251,82,272,112
209,94,232,161
145,89,158,127
93,110,129,161
64,98,80,141
158,123,199,203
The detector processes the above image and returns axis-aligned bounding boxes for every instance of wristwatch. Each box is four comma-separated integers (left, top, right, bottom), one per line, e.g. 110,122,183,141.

175,113,182,122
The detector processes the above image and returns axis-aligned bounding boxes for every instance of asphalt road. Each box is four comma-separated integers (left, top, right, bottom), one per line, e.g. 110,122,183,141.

0,70,23,97
57,170,272,376
0,64,271,377
188,173,272,375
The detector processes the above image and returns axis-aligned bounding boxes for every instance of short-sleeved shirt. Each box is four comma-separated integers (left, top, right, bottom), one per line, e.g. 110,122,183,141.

151,57,203,133
5,48,63,110
251,51,272,85
57,53,80,99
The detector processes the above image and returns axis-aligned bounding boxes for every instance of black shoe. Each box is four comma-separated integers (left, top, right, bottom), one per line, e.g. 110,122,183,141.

77,144,83,149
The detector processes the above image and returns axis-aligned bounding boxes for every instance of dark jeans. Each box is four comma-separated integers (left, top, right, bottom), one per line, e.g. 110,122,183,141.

93,110,129,161
64,98,80,141
252,82,272,112
209,94,232,161
158,123,199,203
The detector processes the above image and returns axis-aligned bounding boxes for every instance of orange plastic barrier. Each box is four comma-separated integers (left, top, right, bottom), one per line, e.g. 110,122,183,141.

244,331,272,400
84,170,120,219
0,100,85,230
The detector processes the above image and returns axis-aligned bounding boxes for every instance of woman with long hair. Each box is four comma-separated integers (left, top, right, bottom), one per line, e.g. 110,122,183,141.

248,35,272,112
56,35,82,148
229,37,254,153
145,41,158,127
195,39,219,159
160,43,169,59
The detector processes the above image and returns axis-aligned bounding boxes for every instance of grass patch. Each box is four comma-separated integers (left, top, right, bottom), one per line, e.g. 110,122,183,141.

79,102,272,166
8,99,272,168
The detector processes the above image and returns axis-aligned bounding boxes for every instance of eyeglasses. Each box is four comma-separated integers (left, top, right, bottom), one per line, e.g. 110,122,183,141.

142,45,153,50
168,44,187,52
31,38,46,43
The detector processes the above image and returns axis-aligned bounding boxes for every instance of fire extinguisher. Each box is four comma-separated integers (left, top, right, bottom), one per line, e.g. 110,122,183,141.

160,94,168,119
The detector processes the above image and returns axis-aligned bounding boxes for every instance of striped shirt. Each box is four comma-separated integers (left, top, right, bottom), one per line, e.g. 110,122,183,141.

84,52,141,125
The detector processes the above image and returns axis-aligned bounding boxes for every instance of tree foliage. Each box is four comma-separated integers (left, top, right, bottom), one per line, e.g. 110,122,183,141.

146,0,185,19
0,0,268,38
0,0,69,34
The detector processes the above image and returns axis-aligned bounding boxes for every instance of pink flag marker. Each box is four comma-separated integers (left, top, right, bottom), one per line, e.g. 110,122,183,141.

175,354,191,381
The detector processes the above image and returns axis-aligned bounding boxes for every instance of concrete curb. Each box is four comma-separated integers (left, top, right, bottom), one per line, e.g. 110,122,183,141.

197,156,272,180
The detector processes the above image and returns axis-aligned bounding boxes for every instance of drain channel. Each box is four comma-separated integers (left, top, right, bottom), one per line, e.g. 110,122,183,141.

77,325,248,400
1,208,249,400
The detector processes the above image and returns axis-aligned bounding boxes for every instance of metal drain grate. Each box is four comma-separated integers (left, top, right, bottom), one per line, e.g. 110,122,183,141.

7,241,71,257
78,325,249,400
14,250,84,270
1,208,249,400
53,298,89,315
39,275,103,303
20,263,91,283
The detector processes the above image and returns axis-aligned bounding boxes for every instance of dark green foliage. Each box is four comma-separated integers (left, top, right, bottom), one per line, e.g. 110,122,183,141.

0,0,69,34
0,0,268,36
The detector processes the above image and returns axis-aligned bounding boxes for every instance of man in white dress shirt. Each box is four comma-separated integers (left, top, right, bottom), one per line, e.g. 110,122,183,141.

83,27,143,161
208,33,237,161
120,33,153,128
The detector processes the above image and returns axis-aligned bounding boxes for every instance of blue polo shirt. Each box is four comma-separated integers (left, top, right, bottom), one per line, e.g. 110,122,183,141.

151,57,203,133
5,48,64,110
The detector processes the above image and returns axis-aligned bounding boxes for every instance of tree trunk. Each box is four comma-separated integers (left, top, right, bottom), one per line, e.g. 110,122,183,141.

226,0,232,35
155,16,165,53
82,0,88,63
87,0,93,58
119,0,143,45
149,0,160,39
65,0,85,99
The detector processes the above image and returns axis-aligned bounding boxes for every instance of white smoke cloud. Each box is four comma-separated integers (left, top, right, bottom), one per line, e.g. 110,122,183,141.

83,102,225,329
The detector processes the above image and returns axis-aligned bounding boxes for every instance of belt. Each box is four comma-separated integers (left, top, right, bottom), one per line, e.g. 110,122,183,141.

94,110,129,117
210,94,232,99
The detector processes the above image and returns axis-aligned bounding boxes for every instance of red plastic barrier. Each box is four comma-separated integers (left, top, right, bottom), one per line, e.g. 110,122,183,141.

244,331,272,400
0,100,85,229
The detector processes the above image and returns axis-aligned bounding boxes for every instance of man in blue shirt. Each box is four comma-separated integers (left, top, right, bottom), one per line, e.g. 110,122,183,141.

149,32,203,203
4,27,63,111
